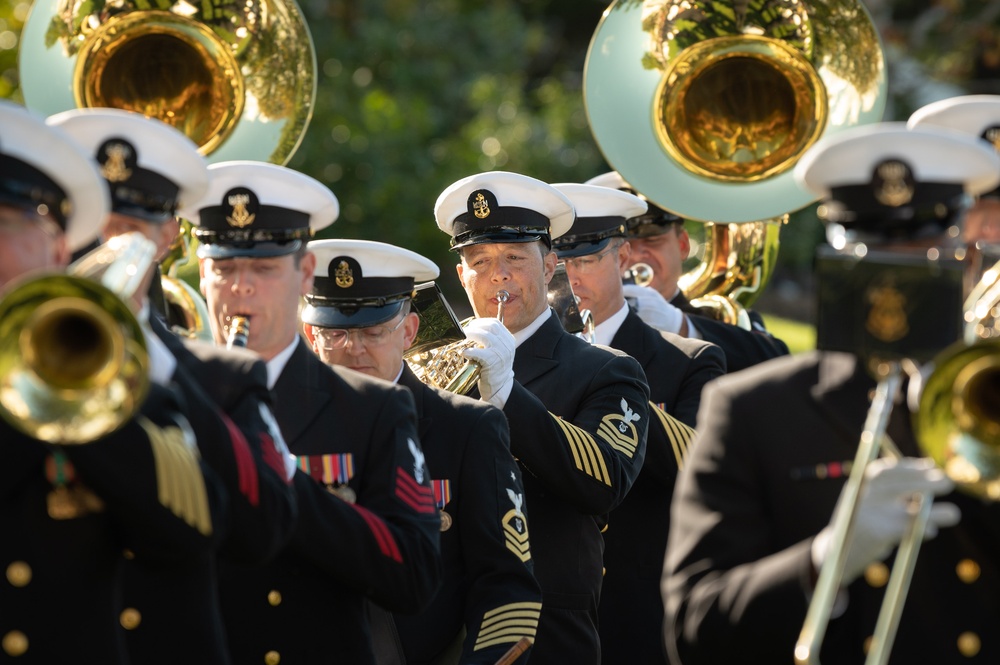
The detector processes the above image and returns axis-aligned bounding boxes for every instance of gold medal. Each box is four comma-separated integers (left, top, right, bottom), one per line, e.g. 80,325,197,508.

47,486,82,520
46,485,105,520
330,484,357,504
439,510,452,532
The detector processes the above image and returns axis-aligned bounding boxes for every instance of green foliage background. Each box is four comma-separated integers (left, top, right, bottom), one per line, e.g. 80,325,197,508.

3,0,1000,335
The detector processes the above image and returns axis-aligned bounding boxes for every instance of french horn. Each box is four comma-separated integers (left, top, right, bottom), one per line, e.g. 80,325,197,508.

18,0,316,165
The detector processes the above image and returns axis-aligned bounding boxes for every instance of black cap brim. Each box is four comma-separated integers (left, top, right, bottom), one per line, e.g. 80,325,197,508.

301,300,405,329
451,230,550,251
554,236,613,259
196,240,303,259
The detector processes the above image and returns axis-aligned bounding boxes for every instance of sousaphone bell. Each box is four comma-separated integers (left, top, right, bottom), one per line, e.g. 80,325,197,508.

18,0,316,165
583,0,888,224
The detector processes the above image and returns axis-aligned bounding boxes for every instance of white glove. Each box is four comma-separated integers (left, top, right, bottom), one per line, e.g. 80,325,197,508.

811,457,960,586
623,284,685,335
461,317,515,410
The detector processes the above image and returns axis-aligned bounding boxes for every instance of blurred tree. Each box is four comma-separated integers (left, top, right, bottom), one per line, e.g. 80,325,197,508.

4,0,1000,318
291,0,609,308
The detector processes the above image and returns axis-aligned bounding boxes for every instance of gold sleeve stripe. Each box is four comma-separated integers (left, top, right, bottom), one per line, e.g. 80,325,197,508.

550,413,611,486
651,403,695,469
141,417,213,536
473,602,542,651
597,421,639,458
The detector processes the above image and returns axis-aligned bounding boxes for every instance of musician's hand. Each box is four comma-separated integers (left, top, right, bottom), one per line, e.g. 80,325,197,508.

462,317,515,410
623,284,685,335
811,457,960,586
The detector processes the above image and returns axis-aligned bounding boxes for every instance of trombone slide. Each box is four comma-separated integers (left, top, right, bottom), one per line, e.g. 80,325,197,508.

794,362,903,665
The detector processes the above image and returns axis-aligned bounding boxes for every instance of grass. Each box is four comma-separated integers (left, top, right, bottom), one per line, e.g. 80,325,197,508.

761,314,816,355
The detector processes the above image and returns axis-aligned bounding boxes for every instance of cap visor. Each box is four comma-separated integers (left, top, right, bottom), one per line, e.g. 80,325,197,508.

197,240,303,259
301,300,404,328
451,231,548,251
554,237,612,259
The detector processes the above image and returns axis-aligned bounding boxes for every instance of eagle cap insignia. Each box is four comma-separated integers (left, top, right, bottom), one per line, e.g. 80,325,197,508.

471,191,491,219
98,139,134,183
334,259,354,288
224,188,257,228
872,159,915,208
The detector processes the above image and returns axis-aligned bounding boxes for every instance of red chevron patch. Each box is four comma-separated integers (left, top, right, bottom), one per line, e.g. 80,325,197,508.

221,412,258,507
395,468,436,514
352,503,402,562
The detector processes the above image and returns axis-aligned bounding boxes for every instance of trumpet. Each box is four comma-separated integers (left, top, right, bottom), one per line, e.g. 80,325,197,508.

622,262,654,288
226,316,251,349
0,233,155,443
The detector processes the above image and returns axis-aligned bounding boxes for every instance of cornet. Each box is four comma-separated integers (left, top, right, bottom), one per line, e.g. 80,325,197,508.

622,262,654,288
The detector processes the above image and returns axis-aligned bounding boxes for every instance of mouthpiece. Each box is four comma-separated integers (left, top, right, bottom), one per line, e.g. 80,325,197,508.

226,315,251,349
496,290,510,323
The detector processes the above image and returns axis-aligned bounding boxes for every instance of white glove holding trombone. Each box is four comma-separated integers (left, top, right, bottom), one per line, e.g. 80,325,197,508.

811,456,960,586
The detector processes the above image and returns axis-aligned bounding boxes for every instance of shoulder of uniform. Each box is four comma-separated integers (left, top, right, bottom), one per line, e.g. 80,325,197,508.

179,338,267,385
658,329,725,359
710,349,824,398
327,364,415,406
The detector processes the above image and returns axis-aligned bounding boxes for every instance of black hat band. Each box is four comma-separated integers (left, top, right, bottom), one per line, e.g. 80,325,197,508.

195,204,311,245
96,138,180,222
0,155,70,227
312,275,415,302
452,204,551,244
825,181,967,237
555,215,627,248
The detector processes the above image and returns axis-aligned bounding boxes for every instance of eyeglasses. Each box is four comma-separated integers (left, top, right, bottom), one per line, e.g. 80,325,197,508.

563,245,619,274
313,315,406,350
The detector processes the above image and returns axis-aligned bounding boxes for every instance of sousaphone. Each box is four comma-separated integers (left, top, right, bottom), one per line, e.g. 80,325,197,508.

18,0,315,165
584,0,888,224
18,0,317,340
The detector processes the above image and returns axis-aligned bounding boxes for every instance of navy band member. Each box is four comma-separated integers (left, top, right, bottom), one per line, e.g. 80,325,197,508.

908,95,1000,253
0,100,226,663
434,171,650,664
586,171,790,372
184,161,441,665
552,182,726,665
663,124,1000,664
49,108,299,665
301,239,543,664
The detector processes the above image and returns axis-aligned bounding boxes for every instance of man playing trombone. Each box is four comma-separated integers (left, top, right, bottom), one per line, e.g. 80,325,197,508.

663,123,1000,665
551,182,726,664
48,108,300,665
0,101,228,662
585,171,790,373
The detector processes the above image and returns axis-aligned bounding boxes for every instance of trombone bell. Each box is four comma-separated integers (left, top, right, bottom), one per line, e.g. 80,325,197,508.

916,341,1000,500
0,275,148,444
